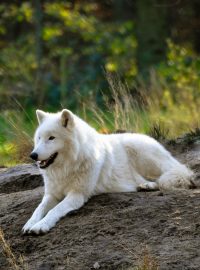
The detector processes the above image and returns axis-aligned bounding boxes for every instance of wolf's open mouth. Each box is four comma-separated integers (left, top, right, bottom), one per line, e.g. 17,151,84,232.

38,152,58,169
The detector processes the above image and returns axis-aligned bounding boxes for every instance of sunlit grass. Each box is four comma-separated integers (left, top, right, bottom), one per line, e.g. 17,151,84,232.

0,143,18,167
82,71,199,139
81,73,151,134
0,71,199,167
0,107,34,167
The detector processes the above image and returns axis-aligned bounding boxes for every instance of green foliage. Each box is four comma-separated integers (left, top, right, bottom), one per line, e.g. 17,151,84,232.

44,2,136,106
0,1,137,109
157,40,200,101
0,1,200,165
148,41,200,135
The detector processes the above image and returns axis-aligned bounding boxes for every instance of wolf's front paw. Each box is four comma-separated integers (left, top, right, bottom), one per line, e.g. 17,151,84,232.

22,218,39,234
29,220,50,235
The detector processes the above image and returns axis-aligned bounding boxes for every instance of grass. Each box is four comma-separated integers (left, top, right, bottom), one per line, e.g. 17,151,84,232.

179,128,200,145
146,71,200,137
0,228,28,270
119,245,159,270
148,122,169,142
82,72,150,134
83,71,199,139
0,107,34,167
132,247,159,270
0,71,199,166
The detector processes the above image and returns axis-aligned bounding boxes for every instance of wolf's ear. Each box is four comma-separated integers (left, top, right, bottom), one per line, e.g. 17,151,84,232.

61,109,74,128
36,110,46,124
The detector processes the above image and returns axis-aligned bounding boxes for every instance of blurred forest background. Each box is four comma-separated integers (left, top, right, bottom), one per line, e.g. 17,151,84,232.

0,0,200,165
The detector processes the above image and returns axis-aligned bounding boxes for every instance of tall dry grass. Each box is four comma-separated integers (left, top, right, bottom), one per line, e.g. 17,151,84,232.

1,102,34,166
119,245,159,270
84,71,199,139
83,72,150,134
0,228,28,270
133,247,159,270
1,70,200,166
6,114,33,164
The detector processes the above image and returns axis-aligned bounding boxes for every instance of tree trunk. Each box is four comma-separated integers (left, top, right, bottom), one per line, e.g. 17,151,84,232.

193,0,200,53
34,0,43,105
135,0,170,78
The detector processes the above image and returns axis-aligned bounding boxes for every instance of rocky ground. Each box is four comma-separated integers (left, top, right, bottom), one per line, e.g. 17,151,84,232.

0,140,200,270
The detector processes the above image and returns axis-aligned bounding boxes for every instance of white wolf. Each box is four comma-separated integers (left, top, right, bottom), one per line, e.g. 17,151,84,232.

23,109,194,234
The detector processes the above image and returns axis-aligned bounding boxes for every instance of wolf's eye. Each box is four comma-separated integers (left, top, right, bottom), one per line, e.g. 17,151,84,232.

49,136,55,140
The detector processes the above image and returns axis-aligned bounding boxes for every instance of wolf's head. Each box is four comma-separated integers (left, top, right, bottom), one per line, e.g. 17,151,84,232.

30,109,77,169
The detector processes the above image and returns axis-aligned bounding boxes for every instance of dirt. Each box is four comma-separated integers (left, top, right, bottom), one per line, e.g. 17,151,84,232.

0,141,200,270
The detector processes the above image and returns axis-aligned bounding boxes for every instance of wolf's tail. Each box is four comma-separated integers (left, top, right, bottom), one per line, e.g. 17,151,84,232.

157,164,195,191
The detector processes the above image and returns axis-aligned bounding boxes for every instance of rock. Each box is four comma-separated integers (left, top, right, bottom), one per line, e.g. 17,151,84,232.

0,164,43,193
0,146,200,270
93,262,100,269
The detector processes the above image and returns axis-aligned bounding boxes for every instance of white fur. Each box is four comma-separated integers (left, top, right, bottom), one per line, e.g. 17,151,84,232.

23,109,194,234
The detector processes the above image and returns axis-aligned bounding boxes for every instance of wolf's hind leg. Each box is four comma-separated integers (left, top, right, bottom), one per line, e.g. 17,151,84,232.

137,181,159,191
134,173,159,191
157,165,194,190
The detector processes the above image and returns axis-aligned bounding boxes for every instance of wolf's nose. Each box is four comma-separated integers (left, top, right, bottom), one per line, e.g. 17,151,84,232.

30,152,38,161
